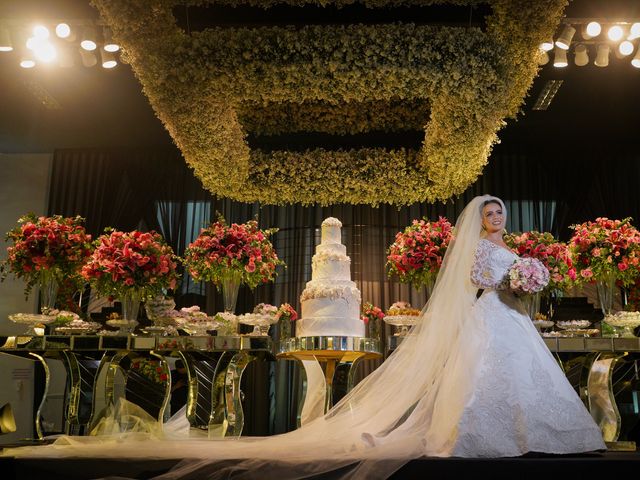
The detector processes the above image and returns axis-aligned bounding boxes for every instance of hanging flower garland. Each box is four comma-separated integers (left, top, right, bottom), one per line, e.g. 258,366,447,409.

92,0,566,205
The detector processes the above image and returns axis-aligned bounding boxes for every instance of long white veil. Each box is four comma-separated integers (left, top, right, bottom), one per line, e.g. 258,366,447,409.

4,195,505,480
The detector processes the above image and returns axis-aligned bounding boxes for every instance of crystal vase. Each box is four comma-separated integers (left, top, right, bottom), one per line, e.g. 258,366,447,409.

121,290,142,322
522,292,541,321
221,270,242,314
596,274,617,316
368,317,382,340
39,270,59,313
278,316,292,341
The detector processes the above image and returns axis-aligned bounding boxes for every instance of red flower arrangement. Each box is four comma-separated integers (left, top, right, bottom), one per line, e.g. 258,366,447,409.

569,217,640,286
131,358,168,384
361,302,385,325
504,231,576,294
1,214,92,297
81,229,180,298
386,217,453,289
183,216,284,289
275,303,298,322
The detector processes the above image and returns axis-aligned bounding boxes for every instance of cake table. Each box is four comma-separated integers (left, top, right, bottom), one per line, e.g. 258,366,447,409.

278,336,382,426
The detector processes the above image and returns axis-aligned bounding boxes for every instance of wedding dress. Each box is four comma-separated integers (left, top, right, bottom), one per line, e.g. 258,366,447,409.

2,196,605,479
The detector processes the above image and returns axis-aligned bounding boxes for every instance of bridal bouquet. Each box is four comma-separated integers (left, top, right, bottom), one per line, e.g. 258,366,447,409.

569,217,640,286
504,231,576,293
506,257,550,295
183,216,284,289
81,229,180,299
386,216,453,289
1,214,92,298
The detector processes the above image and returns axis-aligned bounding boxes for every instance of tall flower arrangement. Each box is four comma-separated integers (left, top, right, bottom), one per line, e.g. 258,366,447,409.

183,217,284,289
504,231,576,294
386,217,453,289
568,217,640,286
81,229,180,299
1,214,92,299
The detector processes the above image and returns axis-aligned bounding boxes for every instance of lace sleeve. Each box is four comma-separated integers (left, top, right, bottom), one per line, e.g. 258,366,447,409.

470,240,504,289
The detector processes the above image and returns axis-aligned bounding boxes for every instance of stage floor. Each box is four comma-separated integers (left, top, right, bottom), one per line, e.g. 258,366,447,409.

0,450,638,480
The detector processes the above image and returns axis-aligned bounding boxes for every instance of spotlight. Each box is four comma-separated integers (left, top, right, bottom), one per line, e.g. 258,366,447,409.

585,21,601,38
55,23,71,39
540,39,554,52
101,50,117,68
80,26,97,51
608,25,624,41
619,40,634,56
630,23,640,40
538,50,549,65
33,41,57,63
574,44,589,66
553,48,568,67
0,25,12,51
632,48,640,68
33,25,49,39
595,44,610,67
20,56,36,68
103,28,120,53
80,48,97,67
556,25,576,50
0,403,17,434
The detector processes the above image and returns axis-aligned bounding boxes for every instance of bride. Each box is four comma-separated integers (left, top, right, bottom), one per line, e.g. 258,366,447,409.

4,195,605,479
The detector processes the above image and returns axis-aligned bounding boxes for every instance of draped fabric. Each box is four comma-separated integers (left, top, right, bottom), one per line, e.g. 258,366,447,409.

47,143,640,434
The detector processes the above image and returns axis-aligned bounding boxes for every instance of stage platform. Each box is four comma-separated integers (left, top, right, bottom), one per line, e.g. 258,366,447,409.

0,450,638,480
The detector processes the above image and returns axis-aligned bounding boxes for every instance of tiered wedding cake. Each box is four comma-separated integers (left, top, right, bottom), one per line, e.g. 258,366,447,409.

297,217,364,337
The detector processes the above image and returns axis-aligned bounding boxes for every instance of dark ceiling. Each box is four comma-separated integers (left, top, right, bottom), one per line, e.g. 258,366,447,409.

1,0,639,153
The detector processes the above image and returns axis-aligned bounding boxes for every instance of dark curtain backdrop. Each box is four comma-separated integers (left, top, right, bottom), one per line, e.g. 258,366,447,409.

48,144,640,434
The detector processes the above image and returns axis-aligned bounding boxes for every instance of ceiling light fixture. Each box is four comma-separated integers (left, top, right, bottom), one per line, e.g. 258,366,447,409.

553,47,568,67
80,48,97,67
101,49,117,68
594,44,610,67
540,39,554,52
585,21,602,38
103,28,119,53
630,22,640,40
0,25,12,51
55,23,71,39
619,40,634,56
80,26,97,51
574,44,589,66
555,25,576,50
608,25,624,41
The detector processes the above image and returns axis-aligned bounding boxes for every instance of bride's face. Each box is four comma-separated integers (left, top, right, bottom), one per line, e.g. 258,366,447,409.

482,202,505,234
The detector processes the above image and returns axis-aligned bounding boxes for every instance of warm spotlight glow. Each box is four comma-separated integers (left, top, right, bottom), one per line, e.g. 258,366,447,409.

20,58,35,68
101,50,117,68
586,21,601,38
540,39,554,52
553,48,568,67
81,39,97,51
26,36,36,50
619,40,634,56
34,42,56,62
595,44,610,67
632,48,640,68
55,23,71,39
104,43,119,53
80,26,97,51
608,25,624,41
555,25,576,50
33,25,49,39
0,26,12,51
574,44,589,66
630,23,640,40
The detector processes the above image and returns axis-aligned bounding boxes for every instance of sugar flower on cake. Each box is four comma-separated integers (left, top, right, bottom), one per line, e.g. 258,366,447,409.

569,217,640,286
183,215,285,289
386,217,453,289
81,229,180,299
504,231,576,294
1,214,92,298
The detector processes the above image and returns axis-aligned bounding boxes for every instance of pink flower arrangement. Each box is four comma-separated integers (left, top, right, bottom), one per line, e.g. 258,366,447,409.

81,229,180,298
183,216,284,289
504,231,576,293
569,217,640,286
275,303,298,322
506,257,550,295
386,217,453,288
361,302,385,325
1,214,92,297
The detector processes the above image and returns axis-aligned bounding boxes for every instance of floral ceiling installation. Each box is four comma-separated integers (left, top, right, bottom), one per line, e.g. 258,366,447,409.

92,0,566,205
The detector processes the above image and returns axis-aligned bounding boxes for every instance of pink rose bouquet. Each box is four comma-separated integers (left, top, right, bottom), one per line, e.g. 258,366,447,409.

504,231,576,293
506,257,550,295
183,216,284,289
361,302,385,325
1,214,92,297
81,229,180,299
275,303,298,322
569,217,640,286
386,217,453,289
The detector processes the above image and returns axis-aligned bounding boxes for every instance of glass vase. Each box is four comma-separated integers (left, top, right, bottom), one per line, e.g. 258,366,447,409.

221,270,242,314
522,292,541,321
278,316,292,341
121,290,142,321
424,277,436,301
368,317,382,340
596,274,617,317
39,270,59,313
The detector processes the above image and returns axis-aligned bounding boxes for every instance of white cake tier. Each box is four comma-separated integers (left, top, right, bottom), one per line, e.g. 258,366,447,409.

300,280,360,301
296,316,365,337
301,293,360,320
321,218,342,244
316,243,346,255
312,251,351,281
